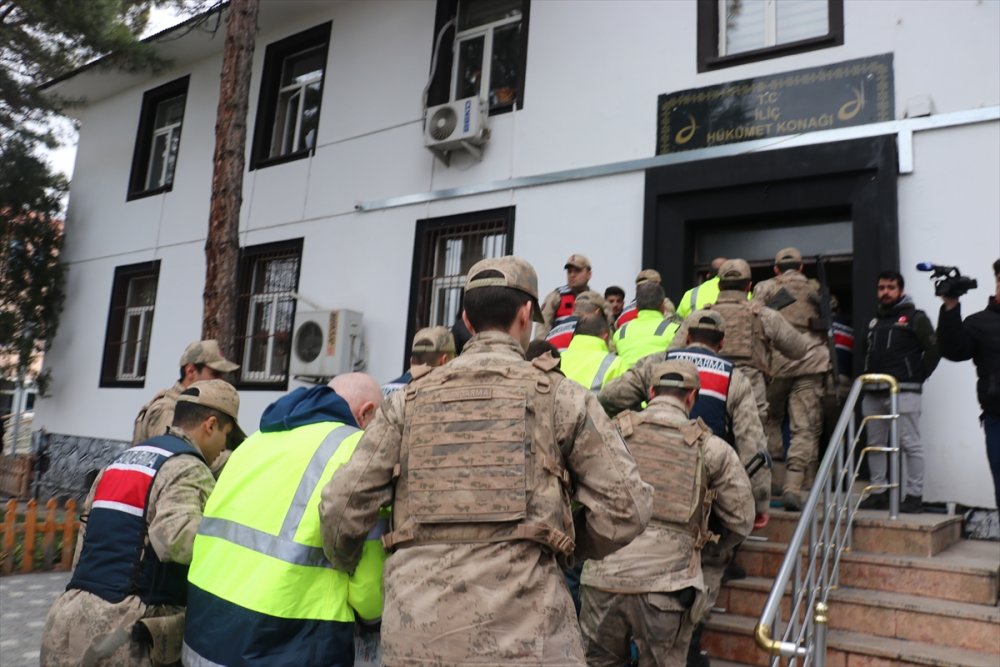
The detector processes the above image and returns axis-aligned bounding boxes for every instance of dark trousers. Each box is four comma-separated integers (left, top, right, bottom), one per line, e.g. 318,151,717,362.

984,414,1000,510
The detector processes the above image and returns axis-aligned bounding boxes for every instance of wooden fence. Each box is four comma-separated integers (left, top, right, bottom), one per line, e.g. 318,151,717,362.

0,498,80,575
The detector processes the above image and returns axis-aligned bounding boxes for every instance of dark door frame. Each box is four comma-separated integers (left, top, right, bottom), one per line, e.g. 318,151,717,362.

642,136,899,375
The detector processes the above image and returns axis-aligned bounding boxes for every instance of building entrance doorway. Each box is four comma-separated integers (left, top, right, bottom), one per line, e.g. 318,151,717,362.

692,217,855,320
642,136,900,377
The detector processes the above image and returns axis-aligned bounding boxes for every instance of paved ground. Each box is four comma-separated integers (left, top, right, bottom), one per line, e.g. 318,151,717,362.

0,571,70,667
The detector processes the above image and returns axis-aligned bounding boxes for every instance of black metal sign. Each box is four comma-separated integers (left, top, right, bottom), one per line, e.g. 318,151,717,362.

657,54,894,154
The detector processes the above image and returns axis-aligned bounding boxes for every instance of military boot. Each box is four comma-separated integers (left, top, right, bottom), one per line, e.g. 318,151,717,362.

782,469,805,512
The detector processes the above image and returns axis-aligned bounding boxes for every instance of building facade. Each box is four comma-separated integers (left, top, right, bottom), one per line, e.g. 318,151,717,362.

37,0,999,507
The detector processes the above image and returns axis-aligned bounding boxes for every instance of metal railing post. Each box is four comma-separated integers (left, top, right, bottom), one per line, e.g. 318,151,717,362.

888,388,901,520
754,374,900,662
814,601,829,667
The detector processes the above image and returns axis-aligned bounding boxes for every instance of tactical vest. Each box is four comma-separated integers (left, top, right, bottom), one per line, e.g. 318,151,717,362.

615,410,715,548
865,303,927,387
772,272,820,331
665,347,732,439
833,317,854,376
615,301,638,329
545,317,579,351
383,360,575,556
708,295,768,371
68,435,205,605
555,285,577,324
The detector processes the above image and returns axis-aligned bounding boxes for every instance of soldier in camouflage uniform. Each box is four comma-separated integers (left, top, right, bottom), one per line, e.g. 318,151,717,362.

580,360,755,667
133,340,239,444
41,380,244,667
319,255,653,667
670,259,811,427
536,253,593,339
600,312,769,520
751,248,831,511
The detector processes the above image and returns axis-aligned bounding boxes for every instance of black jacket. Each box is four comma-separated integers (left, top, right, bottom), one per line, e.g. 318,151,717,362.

865,296,939,390
937,298,1000,417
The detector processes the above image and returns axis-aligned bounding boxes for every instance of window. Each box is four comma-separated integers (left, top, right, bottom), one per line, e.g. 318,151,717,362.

405,207,513,366
100,261,161,387
697,0,843,72
235,239,303,389
128,77,189,200
250,23,331,170
427,0,530,114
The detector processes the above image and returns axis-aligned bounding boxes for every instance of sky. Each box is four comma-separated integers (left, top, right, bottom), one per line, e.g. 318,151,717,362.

45,5,198,180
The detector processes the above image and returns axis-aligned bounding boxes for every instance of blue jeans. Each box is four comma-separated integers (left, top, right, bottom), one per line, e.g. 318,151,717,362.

984,414,1000,510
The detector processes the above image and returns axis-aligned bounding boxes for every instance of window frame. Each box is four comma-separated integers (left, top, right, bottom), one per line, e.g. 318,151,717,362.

250,22,332,171
427,0,531,116
234,238,304,391
403,206,515,369
696,0,844,73
99,261,161,388
127,76,189,201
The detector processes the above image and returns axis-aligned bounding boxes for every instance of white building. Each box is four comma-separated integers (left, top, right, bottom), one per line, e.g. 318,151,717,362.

37,0,999,508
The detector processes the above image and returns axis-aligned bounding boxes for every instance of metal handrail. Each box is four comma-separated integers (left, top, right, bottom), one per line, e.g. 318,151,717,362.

754,373,901,666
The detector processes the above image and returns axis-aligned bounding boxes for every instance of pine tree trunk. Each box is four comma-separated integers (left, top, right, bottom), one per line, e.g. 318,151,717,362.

203,0,259,360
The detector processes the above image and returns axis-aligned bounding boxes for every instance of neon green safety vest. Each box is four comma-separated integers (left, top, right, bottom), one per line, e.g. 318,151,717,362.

187,422,386,624
560,335,626,392
612,310,680,369
677,276,721,320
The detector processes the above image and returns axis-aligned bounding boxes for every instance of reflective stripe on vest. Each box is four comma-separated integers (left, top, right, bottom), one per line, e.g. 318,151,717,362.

666,348,732,438
591,353,617,392
197,424,357,565
689,285,700,310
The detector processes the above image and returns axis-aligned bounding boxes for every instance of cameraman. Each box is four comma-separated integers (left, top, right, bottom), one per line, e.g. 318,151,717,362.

936,259,1000,510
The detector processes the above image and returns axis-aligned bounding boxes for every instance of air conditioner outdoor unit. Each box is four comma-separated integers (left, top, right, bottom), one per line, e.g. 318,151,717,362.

290,310,366,379
424,96,489,161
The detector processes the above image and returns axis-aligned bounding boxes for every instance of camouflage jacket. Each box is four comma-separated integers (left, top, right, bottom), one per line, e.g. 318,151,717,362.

752,272,831,377
598,345,769,511
582,397,754,594
320,330,652,570
133,382,185,444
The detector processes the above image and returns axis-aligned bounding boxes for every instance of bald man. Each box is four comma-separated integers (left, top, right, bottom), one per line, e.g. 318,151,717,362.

183,373,386,666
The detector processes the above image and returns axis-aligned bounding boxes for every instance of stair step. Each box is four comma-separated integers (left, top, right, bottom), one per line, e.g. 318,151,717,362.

703,612,1000,666
735,538,999,604
717,576,1000,652
755,508,963,557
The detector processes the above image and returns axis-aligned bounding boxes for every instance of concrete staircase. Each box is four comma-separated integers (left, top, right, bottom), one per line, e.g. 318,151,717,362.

701,509,1000,666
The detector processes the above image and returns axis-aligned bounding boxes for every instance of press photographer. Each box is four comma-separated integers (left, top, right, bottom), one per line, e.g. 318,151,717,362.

934,259,1000,510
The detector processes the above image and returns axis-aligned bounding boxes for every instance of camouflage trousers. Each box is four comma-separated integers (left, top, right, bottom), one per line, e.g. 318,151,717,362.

579,586,692,667
40,589,181,667
766,374,824,474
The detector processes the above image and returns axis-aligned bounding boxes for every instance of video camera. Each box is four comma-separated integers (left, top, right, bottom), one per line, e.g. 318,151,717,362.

916,263,978,298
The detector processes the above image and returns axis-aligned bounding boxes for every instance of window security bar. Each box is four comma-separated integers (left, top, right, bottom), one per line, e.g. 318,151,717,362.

754,373,901,666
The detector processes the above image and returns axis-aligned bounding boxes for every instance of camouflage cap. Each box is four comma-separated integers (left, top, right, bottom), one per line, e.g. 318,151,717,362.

465,255,544,322
635,268,662,285
411,326,456,354
687,308,725,333
176,379,246,441
573,290,606,316
719,258,752,281
179,340,240,373
775,246,803,265
564,253,591,270
651,359,700,390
